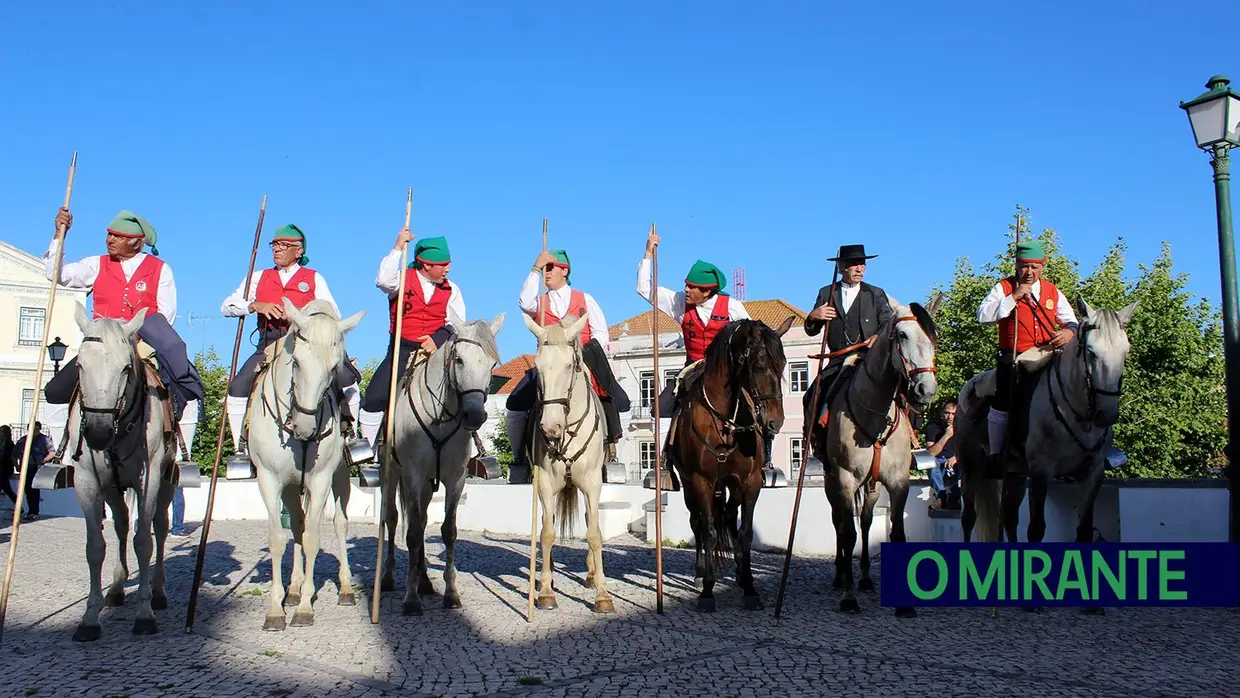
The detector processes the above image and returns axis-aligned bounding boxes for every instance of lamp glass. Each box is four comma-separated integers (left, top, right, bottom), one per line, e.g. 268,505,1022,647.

46,338,67,363
1186,92,1240,148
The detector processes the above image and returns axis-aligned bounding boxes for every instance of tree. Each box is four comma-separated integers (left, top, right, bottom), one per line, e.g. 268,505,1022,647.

191,348,234,474
358,357,381,396
489,413,514,478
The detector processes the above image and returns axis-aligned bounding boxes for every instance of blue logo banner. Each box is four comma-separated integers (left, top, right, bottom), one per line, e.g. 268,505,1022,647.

879,542,1240,607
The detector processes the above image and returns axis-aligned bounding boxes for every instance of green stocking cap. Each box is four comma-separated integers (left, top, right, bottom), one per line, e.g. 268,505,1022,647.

549,248,571,285
685,259,728,294
1015,239,1046,263
272,223,310,265
411,236,451,267
107,210,160,256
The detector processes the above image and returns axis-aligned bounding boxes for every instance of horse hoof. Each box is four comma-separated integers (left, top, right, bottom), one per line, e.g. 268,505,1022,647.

443,592,462,609
839,598,861,614
831,577,845,590
283,593,300,607
418,580,436,596
151,595,168,611
857,578,876,593
402,600,424,616
262,615,287,632
742,595,764,611
72,624,102,642
696,597,716,613
535,596,558,611
894,606,917,618
132,618,159,636
594,598,616,614
290,612,314,627
104,592,125,608
380,577,395,593
338,592,356,607
1083,606,1106,616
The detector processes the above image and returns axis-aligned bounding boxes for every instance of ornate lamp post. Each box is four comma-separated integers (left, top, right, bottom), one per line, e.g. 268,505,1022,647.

45,336,67,376
1180,74,1240,543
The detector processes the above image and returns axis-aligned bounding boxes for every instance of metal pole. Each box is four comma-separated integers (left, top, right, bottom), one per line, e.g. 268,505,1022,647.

1207,144,1240,545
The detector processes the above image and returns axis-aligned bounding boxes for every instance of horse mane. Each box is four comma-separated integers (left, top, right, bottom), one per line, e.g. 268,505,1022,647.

458,318,502,364
1081,307,1124,343
703,319,786,371
291,299,344,365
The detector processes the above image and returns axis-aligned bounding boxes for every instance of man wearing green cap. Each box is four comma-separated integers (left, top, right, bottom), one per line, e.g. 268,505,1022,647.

977,238,1078,478
220,223,362,454
40,207,205,463
357,227,467,448
504,248,630,480
638,228,751,489
802,244,894,456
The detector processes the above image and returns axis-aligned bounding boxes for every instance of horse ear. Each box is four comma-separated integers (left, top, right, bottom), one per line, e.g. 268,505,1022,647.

565,312,589,341
122,307,148,339
522,312,546,341
489,312,505,337
776,315,795,337
926,291,944,318
338,310,365,334
74,300,91,334
1116,300,1139,327
1075,295,1096,321
281,297,304,326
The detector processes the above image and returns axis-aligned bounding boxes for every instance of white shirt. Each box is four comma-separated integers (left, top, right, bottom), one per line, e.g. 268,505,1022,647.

376,248,467,329
519,271,611,352
220,264,339,317
977,279,1078,327
636,257,750,325
44,240,177,324
839,281,860,313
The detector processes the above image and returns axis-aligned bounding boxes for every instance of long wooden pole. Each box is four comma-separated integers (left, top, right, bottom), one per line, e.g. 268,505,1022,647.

991,213,1022,620
649,223,665,614
773,265,838,620
0,152,77,645
527,217,547,622
371,188,413,624
185,193,267,632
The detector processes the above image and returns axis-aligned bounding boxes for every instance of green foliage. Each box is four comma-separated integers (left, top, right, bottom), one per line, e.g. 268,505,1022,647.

489,413,514,477
925,205,1226,479
357,357,381,396
191,348,234,474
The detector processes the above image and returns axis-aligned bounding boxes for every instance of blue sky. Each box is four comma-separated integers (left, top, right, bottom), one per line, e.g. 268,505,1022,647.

1,2,1233,367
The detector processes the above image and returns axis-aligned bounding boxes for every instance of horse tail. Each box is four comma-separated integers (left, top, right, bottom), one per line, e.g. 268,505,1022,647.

973,476,1003,543
556,479,579,541
710,478,738,571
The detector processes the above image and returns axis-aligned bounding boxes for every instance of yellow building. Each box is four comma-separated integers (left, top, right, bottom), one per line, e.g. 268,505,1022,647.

0,241,88,438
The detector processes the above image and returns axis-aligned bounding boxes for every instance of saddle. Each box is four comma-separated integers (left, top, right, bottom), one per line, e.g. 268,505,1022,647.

962,345,1056,470
239,337,288,444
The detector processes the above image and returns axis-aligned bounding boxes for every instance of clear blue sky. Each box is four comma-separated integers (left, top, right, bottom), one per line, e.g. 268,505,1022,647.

1,2,1233,367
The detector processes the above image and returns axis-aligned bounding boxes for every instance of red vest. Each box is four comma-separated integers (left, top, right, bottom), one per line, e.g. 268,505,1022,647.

254,266,317,331
390,269,451,342
682,295,731,363
92,255,163,321
998,277,1062,353
537,289,592,346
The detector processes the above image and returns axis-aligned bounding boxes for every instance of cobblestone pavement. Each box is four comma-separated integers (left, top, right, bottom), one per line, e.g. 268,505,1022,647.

0,513,1233,697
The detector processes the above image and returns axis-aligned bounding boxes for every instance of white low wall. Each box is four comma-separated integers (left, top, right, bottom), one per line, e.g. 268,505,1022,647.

21,476,1230,553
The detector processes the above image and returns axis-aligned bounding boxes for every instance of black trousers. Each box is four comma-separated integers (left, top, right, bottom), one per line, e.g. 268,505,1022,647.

361,339,419,413
228,326,361,402
993,351,1015,412
506,339,628,441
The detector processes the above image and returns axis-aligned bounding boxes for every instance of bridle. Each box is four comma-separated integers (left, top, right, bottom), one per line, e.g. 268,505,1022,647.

67,334,151,493
1046,317,1124,454
692,322,785,463
260,317,337,443
534,339,601,470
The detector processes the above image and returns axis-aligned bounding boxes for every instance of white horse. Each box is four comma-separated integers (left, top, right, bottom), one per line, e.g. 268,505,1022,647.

65,302,177,641
247,298,364,631
522,312,615,614
819,297,940,618
378,315,504,615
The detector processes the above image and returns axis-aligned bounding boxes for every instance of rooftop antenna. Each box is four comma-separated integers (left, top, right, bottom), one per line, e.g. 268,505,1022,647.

733,267,746,301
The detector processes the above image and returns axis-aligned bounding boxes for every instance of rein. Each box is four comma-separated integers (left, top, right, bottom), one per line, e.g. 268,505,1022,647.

69,336,152,494
1045,320,1121,456
534,341,602,483
688,323,783,465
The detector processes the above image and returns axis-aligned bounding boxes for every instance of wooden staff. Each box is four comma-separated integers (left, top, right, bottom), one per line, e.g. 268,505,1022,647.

371,188,413,624
0,152,77,644
527,217,547,622
991,213,1023,620
773,264,838,621
185,193,267,632
649,223,665,614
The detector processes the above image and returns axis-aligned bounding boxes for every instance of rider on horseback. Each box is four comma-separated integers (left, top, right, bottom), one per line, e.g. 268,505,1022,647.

803,244,893,457
504,248,629,481
357,228,466,448
221,223,363,455
42,207,205,463
638,228,751,491
976,238,1078,478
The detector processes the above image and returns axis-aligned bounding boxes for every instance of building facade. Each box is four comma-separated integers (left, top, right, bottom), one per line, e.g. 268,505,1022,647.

0,241,88,438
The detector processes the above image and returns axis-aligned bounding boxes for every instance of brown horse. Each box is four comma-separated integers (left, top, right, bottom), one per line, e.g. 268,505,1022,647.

665,316,796,612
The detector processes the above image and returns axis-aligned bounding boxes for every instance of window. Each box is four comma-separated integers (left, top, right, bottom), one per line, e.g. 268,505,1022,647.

789,438,804,470
639,441,658,472
639,371,655,408
20,389,36,427
664,369,677,389
18,307,45,347
789,361,809,393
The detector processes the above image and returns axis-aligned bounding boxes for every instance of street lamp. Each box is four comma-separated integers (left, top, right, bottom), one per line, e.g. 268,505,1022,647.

1181,75,1240,544
46,336,67,375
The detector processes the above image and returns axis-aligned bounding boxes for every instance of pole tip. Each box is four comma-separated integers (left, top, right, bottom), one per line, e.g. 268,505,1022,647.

69,151,78,166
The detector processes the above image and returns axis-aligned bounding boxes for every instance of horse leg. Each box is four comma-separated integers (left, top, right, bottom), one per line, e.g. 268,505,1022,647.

1016,474,1050,614
1001,474,1027,544
401,480,426,616
441,479,465,609
332,466,356,606
417,483,435,597
737,472,763,611
961,475,977,543
379,472,400,593
150,477,174,612
690,474,718,613
104,489,130,608
887,482,917,618
857,487,880,593
826,469,860,613
582,475,614,613
130,472,161,636
1075,462,1108,616
72,485,107,642
281,487,307,608
290,474,329,627
256,470,288,631
535,472,560,611
830,506,846,590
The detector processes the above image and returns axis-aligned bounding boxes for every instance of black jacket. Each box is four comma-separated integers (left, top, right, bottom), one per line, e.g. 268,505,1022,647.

804,281,894,352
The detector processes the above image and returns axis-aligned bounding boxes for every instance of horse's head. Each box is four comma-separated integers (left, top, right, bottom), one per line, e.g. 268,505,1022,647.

523,311,591,441
446,314,504,431
1072,297,1137,427
280,297,364,440
708,315,796,438
886,294,941,409
73,301,146,450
